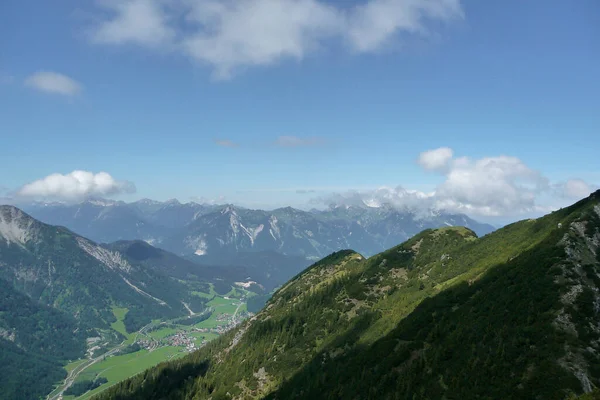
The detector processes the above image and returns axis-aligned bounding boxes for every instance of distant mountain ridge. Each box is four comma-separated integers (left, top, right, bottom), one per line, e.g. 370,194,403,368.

22,198,495,261
104,240,305,291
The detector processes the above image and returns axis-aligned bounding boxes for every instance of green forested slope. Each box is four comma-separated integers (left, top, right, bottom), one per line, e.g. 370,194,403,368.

0,277,84,359
0,278,85,400
0,339,66,400
96,191,600,400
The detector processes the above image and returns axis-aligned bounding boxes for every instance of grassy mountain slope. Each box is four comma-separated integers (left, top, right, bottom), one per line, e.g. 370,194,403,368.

95,191,600,400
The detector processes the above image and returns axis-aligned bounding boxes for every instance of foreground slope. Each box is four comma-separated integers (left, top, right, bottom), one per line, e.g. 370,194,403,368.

96,191,600,400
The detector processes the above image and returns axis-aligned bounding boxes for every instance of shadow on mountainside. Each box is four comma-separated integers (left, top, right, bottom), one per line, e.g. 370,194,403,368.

267,212,599,400
103,360,210,400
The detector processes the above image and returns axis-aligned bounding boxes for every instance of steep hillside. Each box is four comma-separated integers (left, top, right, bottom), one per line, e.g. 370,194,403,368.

0,279,85,400
106,239,230,281
0,277,84,360
0,206,199,333
95,191,600,400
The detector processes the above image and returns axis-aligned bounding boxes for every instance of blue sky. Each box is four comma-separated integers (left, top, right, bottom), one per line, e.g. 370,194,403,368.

0,0,598,222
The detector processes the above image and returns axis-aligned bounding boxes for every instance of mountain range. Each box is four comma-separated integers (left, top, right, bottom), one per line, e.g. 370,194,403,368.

95,190,600,400
22,198,495,262
0,206,204,330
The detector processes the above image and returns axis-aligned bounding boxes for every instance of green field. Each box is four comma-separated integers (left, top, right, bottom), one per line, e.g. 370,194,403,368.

110,307,131,338
147,327,178,339
62,293,247,399
191,282,218,299
193,285,249,301
207,296,240,315
65,359,87,373
189,332,219,345
193,314,224,329
66,347,186,400
194,311,234,328
185,294,243,329
224,287,244,298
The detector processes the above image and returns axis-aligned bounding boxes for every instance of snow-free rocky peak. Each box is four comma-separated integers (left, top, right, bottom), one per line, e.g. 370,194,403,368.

163,198,181,207
0,205,40,246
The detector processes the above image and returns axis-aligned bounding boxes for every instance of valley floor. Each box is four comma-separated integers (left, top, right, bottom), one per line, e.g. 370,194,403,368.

46,286,252,400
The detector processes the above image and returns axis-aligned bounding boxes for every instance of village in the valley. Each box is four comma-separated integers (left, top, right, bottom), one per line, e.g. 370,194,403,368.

135,296,251,354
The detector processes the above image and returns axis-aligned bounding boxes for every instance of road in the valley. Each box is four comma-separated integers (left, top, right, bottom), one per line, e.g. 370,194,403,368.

48,296,246,400
47,321,155,400
232,298,244,319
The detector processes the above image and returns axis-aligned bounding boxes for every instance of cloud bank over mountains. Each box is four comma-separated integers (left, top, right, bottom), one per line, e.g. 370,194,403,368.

88,0,463,79
315,147,596,218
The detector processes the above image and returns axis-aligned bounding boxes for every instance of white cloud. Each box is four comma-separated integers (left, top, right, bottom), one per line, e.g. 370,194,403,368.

274,135,325,147
346,0,463,52
417,147,453,171
555,179,596,200
16,171,135,201
434,155,549,216
214,139,239,147
91,0,176,47
183,0,343,79
315,147,596,218
24,71,82,96
316,186,435,212
88,0,463,78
